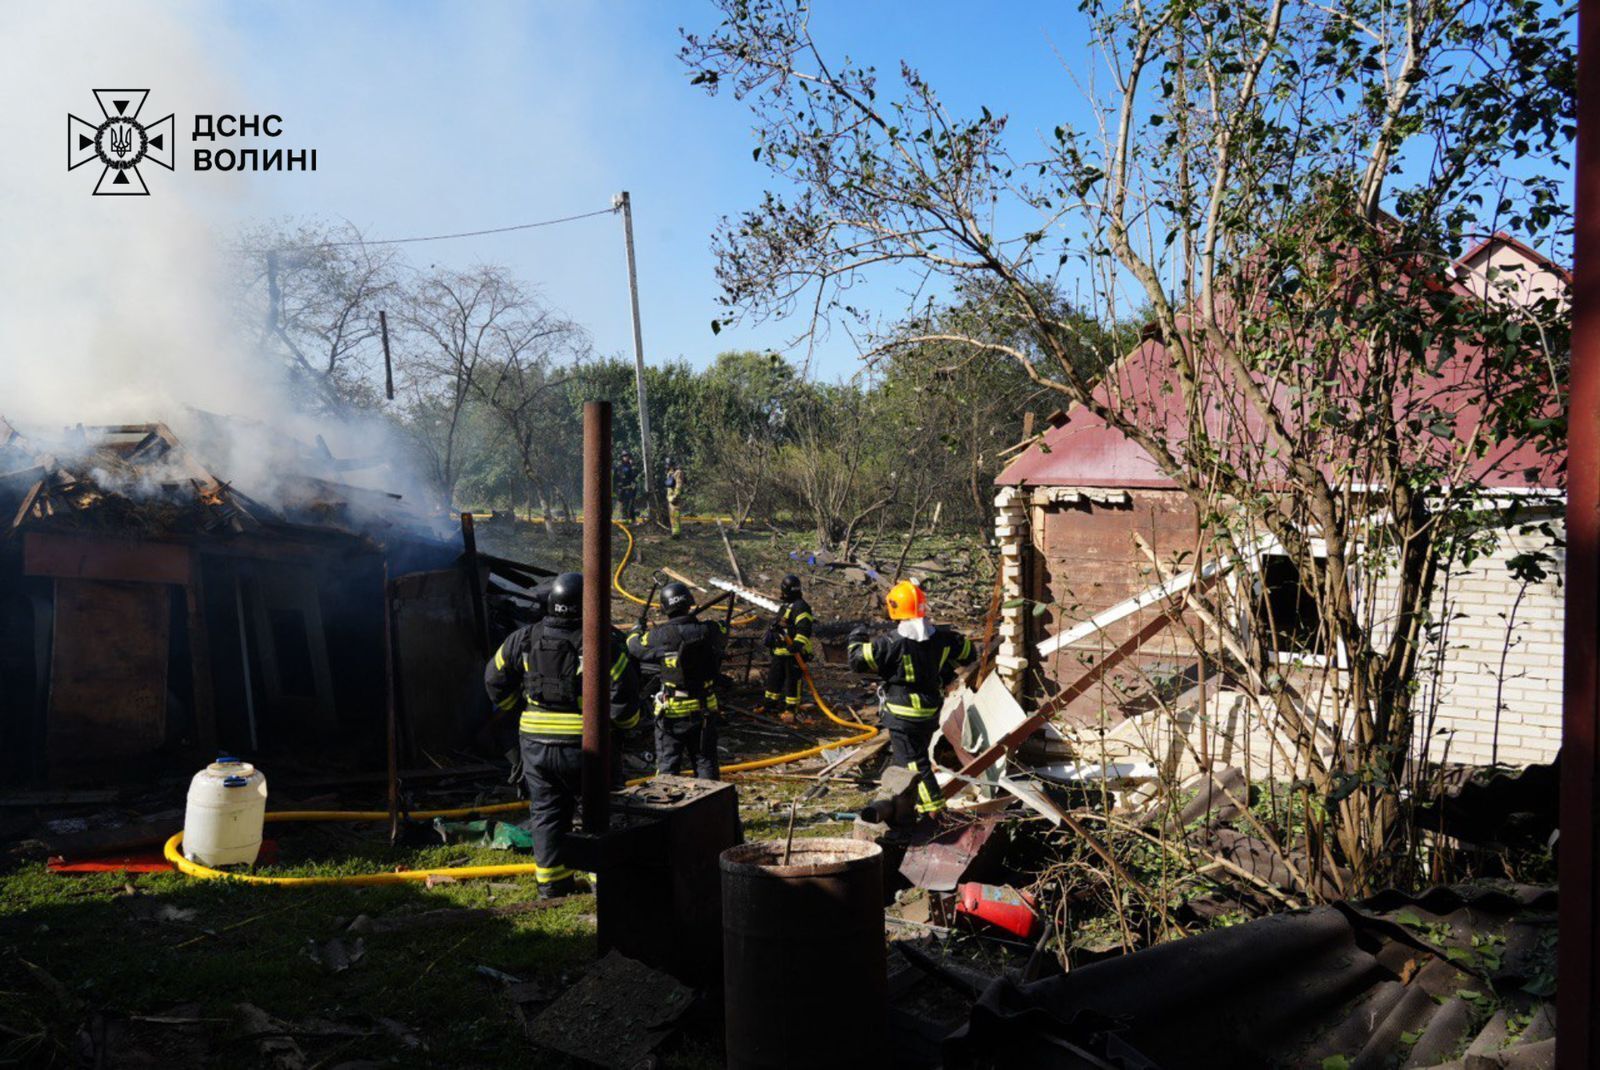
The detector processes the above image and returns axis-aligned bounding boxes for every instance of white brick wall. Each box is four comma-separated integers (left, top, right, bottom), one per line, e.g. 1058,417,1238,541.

1419,518,1565,767
993,486,1030,693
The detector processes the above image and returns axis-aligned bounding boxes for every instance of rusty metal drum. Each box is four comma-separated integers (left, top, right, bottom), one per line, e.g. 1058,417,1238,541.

720,838,886,1068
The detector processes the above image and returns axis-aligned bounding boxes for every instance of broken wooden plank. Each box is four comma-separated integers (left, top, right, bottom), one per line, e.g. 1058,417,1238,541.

940,578,1215,800
7,479,42,535
1036,531,1271,657
660,566,706,592
716,519,746,586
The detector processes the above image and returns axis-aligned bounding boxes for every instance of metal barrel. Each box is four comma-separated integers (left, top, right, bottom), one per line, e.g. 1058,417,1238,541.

720,838,886,1067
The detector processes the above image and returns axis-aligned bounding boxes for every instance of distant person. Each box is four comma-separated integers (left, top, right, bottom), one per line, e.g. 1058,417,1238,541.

664,458,687,538
484,572,640,897
628,581,726,779
848,580,975,818
762,574,815,720
615,449,639,524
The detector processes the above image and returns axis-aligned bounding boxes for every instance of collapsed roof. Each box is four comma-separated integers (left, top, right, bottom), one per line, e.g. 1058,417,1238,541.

0,415,451,549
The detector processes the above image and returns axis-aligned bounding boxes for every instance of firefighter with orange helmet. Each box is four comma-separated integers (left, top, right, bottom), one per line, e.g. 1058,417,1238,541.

847,579,975,816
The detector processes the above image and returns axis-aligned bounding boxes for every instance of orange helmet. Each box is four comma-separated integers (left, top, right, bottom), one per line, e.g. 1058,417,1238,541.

885,580,926,621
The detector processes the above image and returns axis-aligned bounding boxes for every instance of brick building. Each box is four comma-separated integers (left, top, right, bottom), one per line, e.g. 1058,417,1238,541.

992,234,1568,769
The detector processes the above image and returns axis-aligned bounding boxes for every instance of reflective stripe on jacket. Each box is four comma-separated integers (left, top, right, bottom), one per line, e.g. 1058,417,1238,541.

484,622,640,741
847,626,976,720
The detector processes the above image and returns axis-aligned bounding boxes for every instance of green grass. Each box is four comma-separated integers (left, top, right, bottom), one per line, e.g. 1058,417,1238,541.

0,771,879,1068
0,830,597,1068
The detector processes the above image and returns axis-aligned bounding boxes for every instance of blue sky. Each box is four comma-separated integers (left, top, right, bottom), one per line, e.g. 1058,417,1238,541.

216,1,1099,380
0,0,1571,425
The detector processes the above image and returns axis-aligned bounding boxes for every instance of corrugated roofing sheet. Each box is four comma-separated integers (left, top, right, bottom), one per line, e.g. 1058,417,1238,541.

945,884,1556,1069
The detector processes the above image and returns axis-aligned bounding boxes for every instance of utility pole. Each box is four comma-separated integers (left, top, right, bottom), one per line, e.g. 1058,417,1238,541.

613,191,661,524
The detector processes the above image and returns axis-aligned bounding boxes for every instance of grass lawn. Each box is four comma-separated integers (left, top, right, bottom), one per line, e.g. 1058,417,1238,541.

0,769,877,1068
0,824,599,1068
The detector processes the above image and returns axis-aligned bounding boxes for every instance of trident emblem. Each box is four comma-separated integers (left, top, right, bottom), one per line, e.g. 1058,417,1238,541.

68,89,174,196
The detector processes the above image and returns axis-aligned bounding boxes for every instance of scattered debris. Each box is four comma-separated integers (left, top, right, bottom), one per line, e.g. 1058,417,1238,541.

302,936,366,974
524,951,694,1067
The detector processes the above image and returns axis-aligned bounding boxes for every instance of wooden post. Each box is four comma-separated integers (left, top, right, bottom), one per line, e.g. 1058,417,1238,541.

716,519,746,586
185,551,217,758
383,561,400,844
380,310,394,402
460,512,490,656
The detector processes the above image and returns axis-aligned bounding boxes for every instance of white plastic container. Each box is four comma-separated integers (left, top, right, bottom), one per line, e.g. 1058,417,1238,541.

183,758,268,866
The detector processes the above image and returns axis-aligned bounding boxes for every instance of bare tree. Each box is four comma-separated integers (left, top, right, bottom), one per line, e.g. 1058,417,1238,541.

475,328,590,537
396,267,581,508
236,222,399,413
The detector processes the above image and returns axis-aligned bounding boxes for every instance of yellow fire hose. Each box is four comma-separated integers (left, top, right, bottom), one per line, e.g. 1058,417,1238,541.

164,522,878,885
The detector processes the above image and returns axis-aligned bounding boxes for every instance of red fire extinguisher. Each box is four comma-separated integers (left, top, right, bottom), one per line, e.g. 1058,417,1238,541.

955,882,1042,940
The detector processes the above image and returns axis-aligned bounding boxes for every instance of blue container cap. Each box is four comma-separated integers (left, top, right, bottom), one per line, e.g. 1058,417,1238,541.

216,755,241,764
223,775,249,788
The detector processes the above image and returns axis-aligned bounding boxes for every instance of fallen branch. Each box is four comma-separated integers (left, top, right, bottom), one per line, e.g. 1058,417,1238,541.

1075,810,1303,909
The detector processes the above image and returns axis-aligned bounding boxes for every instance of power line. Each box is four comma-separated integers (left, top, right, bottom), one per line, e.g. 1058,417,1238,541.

282,206,616,250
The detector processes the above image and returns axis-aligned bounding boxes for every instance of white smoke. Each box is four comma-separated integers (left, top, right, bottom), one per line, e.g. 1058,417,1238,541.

0,3,276,429
0,4,440,524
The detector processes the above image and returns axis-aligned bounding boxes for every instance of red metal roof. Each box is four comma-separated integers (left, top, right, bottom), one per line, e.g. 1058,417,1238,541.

998,255,1566,492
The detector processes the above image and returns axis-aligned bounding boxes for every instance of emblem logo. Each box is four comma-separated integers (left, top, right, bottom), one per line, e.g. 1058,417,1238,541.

68,90,174,196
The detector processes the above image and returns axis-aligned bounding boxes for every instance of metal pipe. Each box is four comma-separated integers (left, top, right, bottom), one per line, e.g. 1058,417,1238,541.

1559,0,1600,1060
582,401,613,834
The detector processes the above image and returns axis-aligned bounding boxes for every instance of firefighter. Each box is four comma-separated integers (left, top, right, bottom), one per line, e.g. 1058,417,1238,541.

628,580,726,779
848,580,975,817
762,574,815,719
615,449,639,524
664,458,686,539
483,572,639,897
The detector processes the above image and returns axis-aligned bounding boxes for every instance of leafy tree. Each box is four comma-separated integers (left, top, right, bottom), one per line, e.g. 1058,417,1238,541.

682,0,1573,893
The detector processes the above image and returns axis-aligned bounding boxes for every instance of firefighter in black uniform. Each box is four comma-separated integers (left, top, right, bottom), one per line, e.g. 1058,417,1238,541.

762,574,815,717
484,572,639,897
615,449,639,524
627,581,727,779
848,580,976,817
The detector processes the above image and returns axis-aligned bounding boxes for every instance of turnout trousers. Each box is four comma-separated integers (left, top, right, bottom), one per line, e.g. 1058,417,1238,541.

519,734,583,890
885,712,946,814
763,652,803,710
655,714,720,780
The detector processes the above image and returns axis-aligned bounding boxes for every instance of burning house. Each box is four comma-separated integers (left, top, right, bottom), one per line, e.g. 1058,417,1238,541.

0,416,540,787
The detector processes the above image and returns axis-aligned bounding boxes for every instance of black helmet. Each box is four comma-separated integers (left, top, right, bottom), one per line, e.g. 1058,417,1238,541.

780,574,802,600
529,580,552,619
660,581,694,618
548,572,583,620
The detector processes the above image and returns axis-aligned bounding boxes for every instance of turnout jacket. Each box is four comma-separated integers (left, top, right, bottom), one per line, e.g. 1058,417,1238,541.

484,619,640,742
627,616,728,717
767,597,816,658
848,625,976,720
